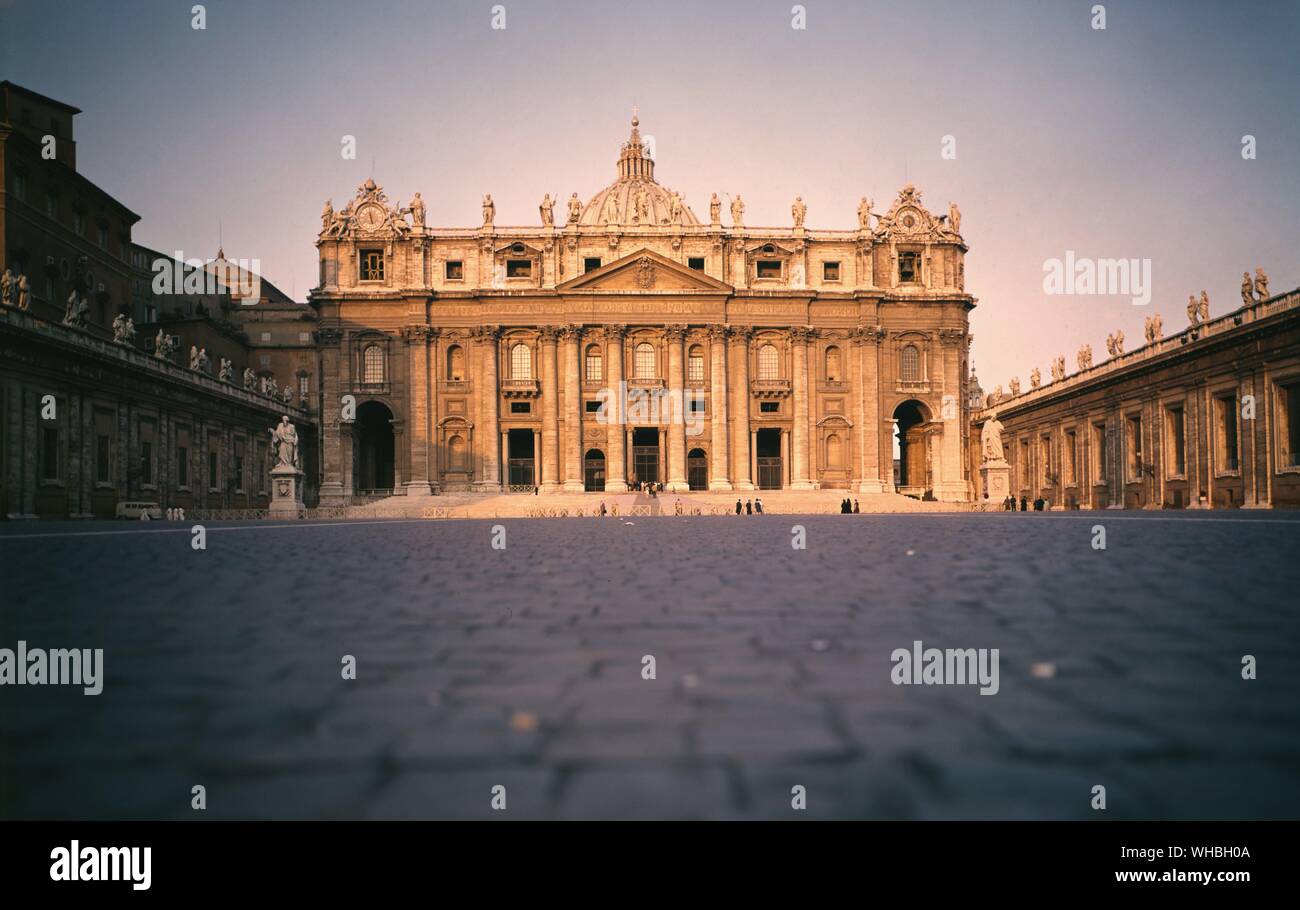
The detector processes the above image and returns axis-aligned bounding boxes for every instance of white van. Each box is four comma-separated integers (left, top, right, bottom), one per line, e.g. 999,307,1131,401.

114,501,163,520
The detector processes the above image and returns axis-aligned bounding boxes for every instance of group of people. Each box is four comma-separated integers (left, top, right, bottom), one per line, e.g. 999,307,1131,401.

840,498,861,513
639,481,663,497
734,498,764,515
1000,494,1046,511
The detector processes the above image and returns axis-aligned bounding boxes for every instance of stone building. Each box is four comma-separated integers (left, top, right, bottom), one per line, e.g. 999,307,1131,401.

972,285,1300,509
310,115,976,503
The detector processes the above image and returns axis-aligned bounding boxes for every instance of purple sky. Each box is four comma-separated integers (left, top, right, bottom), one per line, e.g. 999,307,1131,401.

3,0,1297,389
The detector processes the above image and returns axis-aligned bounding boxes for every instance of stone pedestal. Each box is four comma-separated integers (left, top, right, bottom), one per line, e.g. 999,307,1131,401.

979,459,1011,505
270,463,305,518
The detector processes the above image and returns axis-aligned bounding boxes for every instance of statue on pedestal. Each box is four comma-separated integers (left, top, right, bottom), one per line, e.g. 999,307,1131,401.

857,197,873,231
1199,291,1210,323
1187,294,1200,326
320,200,334,235
981,411,1005,463
1242,271,1255,307
189,345,201,370
408,192,426,229
196,347,211,374
243,367,257,390
112,313,136,344
218,358,233,383
709,193,721,224
1254,267,1269,301
1009,376,1021,396
567,193,583,224
730,194,745,227
0,269,12,307
792,196,807,228
1030,367,1041,389
539,193,555,227
270,416,300,469
948,202,962,235
481,194,495,227
16,274,29,310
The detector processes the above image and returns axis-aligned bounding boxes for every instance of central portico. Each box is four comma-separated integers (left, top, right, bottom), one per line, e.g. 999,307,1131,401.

310,115,977,503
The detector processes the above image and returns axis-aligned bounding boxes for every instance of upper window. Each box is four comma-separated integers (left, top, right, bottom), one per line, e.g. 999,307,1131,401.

825,346,842,381
688,346,705,383
899,251,921,283
756,260,782,280
688,257,705,271
506,259,532,278
447,345,465,381
511,343,532,379
1215,393,1239,473
585,345,603,383
445,260,464,280
363,344,385,384
900,345,921,382
584,257,602,273
1281,381,1300,469
758,344,779,380
13,171,26,202
45,191,58,219
634,342,656,380
1165,406,1186,477
359,250,384,281
823,261,841,281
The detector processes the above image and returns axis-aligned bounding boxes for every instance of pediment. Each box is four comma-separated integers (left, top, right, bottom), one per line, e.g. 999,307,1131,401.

556,249,732,293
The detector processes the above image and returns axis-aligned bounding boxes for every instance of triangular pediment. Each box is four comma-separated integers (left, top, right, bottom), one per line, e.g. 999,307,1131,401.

556,249,732,293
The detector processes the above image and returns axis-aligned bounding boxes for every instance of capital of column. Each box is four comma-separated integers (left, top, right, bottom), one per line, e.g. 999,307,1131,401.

851,324,886,345
706,323,729,342
603,323,627,342
938,327,967,347
728,325,753,345
401,325,438,343
316,328,343,347
790,325,819,344
538,325,561,344
557,324,585,343
470,324,500,343
664,324,688,343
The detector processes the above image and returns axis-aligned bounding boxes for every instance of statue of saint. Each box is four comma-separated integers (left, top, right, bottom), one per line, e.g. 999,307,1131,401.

1187,294,1200,326
1254,267,1269,301
218,358,233,382
730,194,745,227
190,345,201,370
320,201,334,234
481,194,495,227
16,274,29,310
0,269,12,307
602,192,620,224
408,192,425,228
857,197,872,230
709,193,721,224
948,202,962,234
1113,330,1124,355
981,412,1005,463
539,193,554,227
196,347,211,374
567,193,583,223
1152,312,1163,340
1199,291,1210,323
1030,367,1041,389
1242,271,1255,307
791,196,807,228
270,416,300,469
1009,376,1021,396
112,313,136,344
670,192,683,225
243,367,257,390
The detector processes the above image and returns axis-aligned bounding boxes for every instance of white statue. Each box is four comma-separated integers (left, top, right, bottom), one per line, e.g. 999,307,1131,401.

1009,376,1021,396
857,197,873,230
281,385,294,405
1199,291,1210,323
218,358,233,382
1077,344,1093,370
601,192,620,224
981,411,1005,463
566,192,583,223
709,193,721,224
481,194,495,226
539,193,554,227
670,192,683,225
1242,271,1255,307
408,192,425,228
112,313,136,344
1187,294,1200,326
243,367,257,390
270,416,300,469
792,196,807,228
1030,367,1041,389
16,274,29,310
189,345,201,370
1254,267,1269,301
320,200,334,235
948,202,962,235
196,347,211,374
730,194,745,227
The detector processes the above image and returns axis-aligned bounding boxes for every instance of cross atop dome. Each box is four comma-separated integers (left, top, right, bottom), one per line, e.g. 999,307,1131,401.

618,109,654,182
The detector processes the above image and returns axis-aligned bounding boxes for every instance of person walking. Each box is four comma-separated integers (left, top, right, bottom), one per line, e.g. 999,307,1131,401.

735,499,742,515
599,500,607,516
1019,496,1027,512
853,499,860,514
745,499,753,515
755,498,763,515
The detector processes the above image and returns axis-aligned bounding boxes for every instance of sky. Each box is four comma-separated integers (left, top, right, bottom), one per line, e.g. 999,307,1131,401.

3,0,1298,389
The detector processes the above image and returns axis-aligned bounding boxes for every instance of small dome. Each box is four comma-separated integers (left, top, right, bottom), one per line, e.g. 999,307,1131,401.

579,114,699,227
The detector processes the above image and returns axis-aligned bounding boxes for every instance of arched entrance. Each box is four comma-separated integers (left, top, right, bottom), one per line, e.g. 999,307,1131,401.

583,449,606,492
756,428,783,489
687,448,708,491
356,400,395,493
893,400,932,496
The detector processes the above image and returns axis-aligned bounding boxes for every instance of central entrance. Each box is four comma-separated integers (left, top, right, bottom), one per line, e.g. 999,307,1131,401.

631,427,660,487
506,428,535,487
687,448,708,490
756,427,783,489
583,448,605,492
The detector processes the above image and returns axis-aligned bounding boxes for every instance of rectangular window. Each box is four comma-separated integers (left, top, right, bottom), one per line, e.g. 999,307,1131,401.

299,374,310,398
209,450,219,490
42,427,60,481
140,418,157,486
510,401,531,414
1064,429,1077,486
585,351,602,383
688,353,705,383
142,441,156,486
585,400,603,414
1166,406,1186,476
1215,393,1239,472
72,210,84,235
13,172,26,201
445,260,464,280
1092,423,1106,483
234,438,246,493
688,257,705,271
97,225,108,248
176,437,189,488
359,250,385,281
689,397,706,414
96,434,111,484
1285,382,1300,468
46,191,58,219
1040,435,1052,486
756,260,781,280
584,257,602,273
899,251,921,283
506,259,532,278
260,332,272,342
760,401,780,414
823,261,841,281
1126,414,1142,480
1019,440,1030,489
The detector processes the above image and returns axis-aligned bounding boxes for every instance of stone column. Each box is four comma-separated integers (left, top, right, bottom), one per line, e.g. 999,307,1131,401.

475,326,501,490
791,326,814,489
500,429,509,486
317,328,346,505
935,329,968,501
403,325,435,496
540,326,561,492
750,428,758,487
533,428,542,487
560,325,585,492
857,328,885,493
781,428,791,487
707,325,731,490
729,327,753,490
603,325,628,492
665,324,688,491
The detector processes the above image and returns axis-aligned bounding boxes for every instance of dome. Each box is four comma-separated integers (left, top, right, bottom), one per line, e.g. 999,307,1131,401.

578,114,700,228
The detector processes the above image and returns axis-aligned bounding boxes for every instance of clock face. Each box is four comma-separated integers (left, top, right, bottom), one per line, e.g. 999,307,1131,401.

899,209,919,230
357,204,384,231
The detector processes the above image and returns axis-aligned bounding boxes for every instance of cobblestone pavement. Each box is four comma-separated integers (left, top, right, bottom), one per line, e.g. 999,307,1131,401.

2,511,1299,820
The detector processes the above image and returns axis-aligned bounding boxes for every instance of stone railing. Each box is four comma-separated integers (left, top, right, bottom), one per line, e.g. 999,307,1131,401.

0,307,312,421
751,378,792,397
979,288,1300,418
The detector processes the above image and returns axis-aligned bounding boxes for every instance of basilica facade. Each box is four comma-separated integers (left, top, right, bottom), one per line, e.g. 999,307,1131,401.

310,116,976,503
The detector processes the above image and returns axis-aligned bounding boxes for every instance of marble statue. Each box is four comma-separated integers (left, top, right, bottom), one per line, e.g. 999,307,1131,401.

270,416,300,469
992,384,1003,402
1009,377,1021,396
281,385,294,405
730,195,745,227
1242,272,1255,307
327,201,352,238
482,194,495,227
670,192,683,225
1199,291,1210,323
218,358,233,383
981,411,1005,462
16,274,29,310
857,197,873,230
196,347,211,374
567,193,583,223
792,196,807,228
1113,330,1124,355
602,192,620,224
321,201,334,234
243,367,257,390
709,193,721,224
1254,267,1269,301
111,313,136,344
1030,367,1041,389
189,345,201,370
408,192,425,228
0,269,12,307
948,202,961,235
539,193,554,227
1077,344,1093,370
635,186,650,223
1051,356,1065,382
1187,294,1200,326
63,292,88,327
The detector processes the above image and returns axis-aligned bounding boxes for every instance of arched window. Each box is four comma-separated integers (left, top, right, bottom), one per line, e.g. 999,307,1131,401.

900,344,921,382
585,344,602,383
635,342,656,379
448,434,467,470
687,345,705,383
511,343,532,379
826,433,844,468
363,344,385,384
758,343,779,380
446,345,464,381
825,345,841,381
